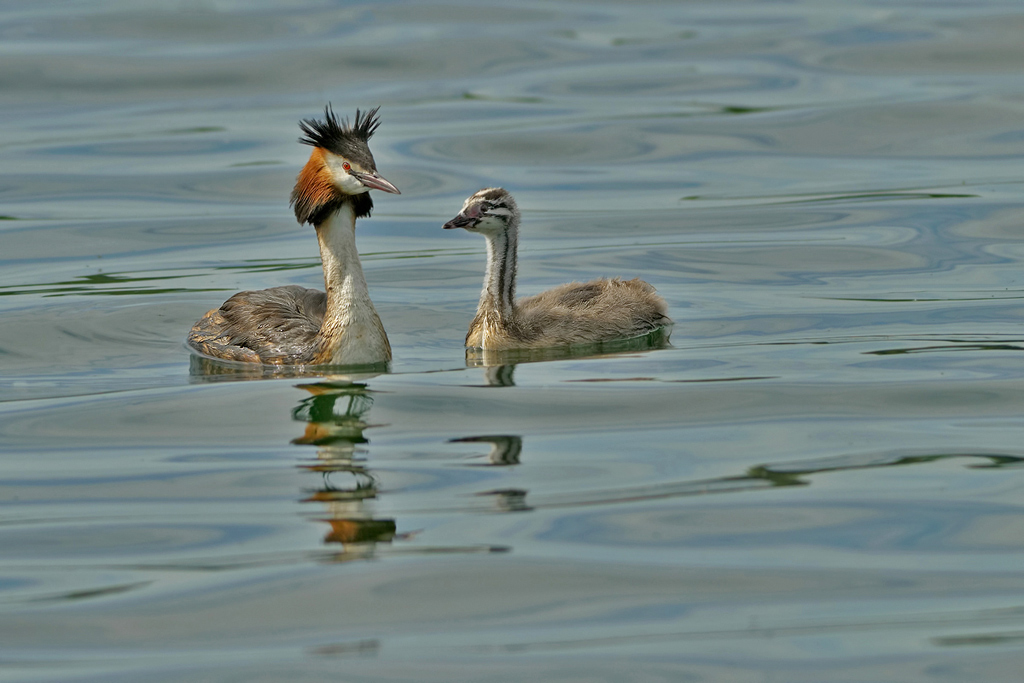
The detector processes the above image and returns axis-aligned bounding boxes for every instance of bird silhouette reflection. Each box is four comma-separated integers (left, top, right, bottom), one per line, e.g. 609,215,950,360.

292,382,397,557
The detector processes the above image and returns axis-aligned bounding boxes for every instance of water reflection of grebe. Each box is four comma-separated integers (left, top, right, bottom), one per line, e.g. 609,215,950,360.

452,435,531,512
450,435,523,466
293,383,396,553
188,107,399,366
443,188,670,350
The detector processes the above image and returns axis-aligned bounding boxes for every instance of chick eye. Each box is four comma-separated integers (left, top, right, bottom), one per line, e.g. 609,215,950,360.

342,162,351,171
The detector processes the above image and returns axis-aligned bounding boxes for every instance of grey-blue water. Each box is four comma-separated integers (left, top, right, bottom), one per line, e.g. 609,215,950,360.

4,1,1024,681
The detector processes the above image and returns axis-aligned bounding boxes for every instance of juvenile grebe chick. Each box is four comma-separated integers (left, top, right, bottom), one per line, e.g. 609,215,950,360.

443,188,670,350
188,106,400,365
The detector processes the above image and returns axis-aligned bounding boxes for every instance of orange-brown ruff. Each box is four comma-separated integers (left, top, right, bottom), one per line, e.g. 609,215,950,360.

188,106,400,365
443,188,670,350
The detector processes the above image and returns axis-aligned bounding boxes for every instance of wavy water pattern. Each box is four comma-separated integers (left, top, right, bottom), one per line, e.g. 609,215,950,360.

3,1,1024,681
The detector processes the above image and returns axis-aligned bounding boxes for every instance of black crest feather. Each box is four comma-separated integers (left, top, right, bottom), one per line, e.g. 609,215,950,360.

291,105,386,224
297,104,381,169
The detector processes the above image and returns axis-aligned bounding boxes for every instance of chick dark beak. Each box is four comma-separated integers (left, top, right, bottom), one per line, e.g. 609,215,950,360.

353,171,400,194
443,213,477,230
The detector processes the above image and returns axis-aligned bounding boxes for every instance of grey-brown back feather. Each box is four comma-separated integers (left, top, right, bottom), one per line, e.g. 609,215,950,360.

468,277,670,349
188,285,327,364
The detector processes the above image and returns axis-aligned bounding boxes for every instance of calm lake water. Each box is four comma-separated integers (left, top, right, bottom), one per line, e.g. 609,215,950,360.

4,1,1024,680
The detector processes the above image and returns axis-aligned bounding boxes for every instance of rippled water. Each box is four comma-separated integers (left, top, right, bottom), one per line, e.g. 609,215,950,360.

4,1,1024,681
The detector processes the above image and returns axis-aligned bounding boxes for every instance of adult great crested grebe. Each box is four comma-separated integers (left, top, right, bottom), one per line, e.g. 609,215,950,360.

188,106,400,366
443,188,670,350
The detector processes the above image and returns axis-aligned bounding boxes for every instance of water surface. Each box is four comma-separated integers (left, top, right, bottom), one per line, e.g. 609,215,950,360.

3,1,1024,681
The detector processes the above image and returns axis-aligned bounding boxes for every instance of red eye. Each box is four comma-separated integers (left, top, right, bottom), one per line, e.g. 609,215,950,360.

342,162,351,171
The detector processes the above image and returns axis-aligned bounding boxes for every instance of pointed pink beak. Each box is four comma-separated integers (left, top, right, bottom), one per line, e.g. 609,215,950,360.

353,171,400,194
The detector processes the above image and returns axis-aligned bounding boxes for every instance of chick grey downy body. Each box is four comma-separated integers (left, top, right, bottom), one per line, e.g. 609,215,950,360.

188,106,399,366
443,188,670,350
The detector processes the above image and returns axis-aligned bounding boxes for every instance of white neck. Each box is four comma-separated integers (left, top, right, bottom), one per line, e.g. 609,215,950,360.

479,219,518,323
313,203,391,365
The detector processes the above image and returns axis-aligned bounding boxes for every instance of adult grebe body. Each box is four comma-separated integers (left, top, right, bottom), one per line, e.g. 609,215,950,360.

188,107,399,365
